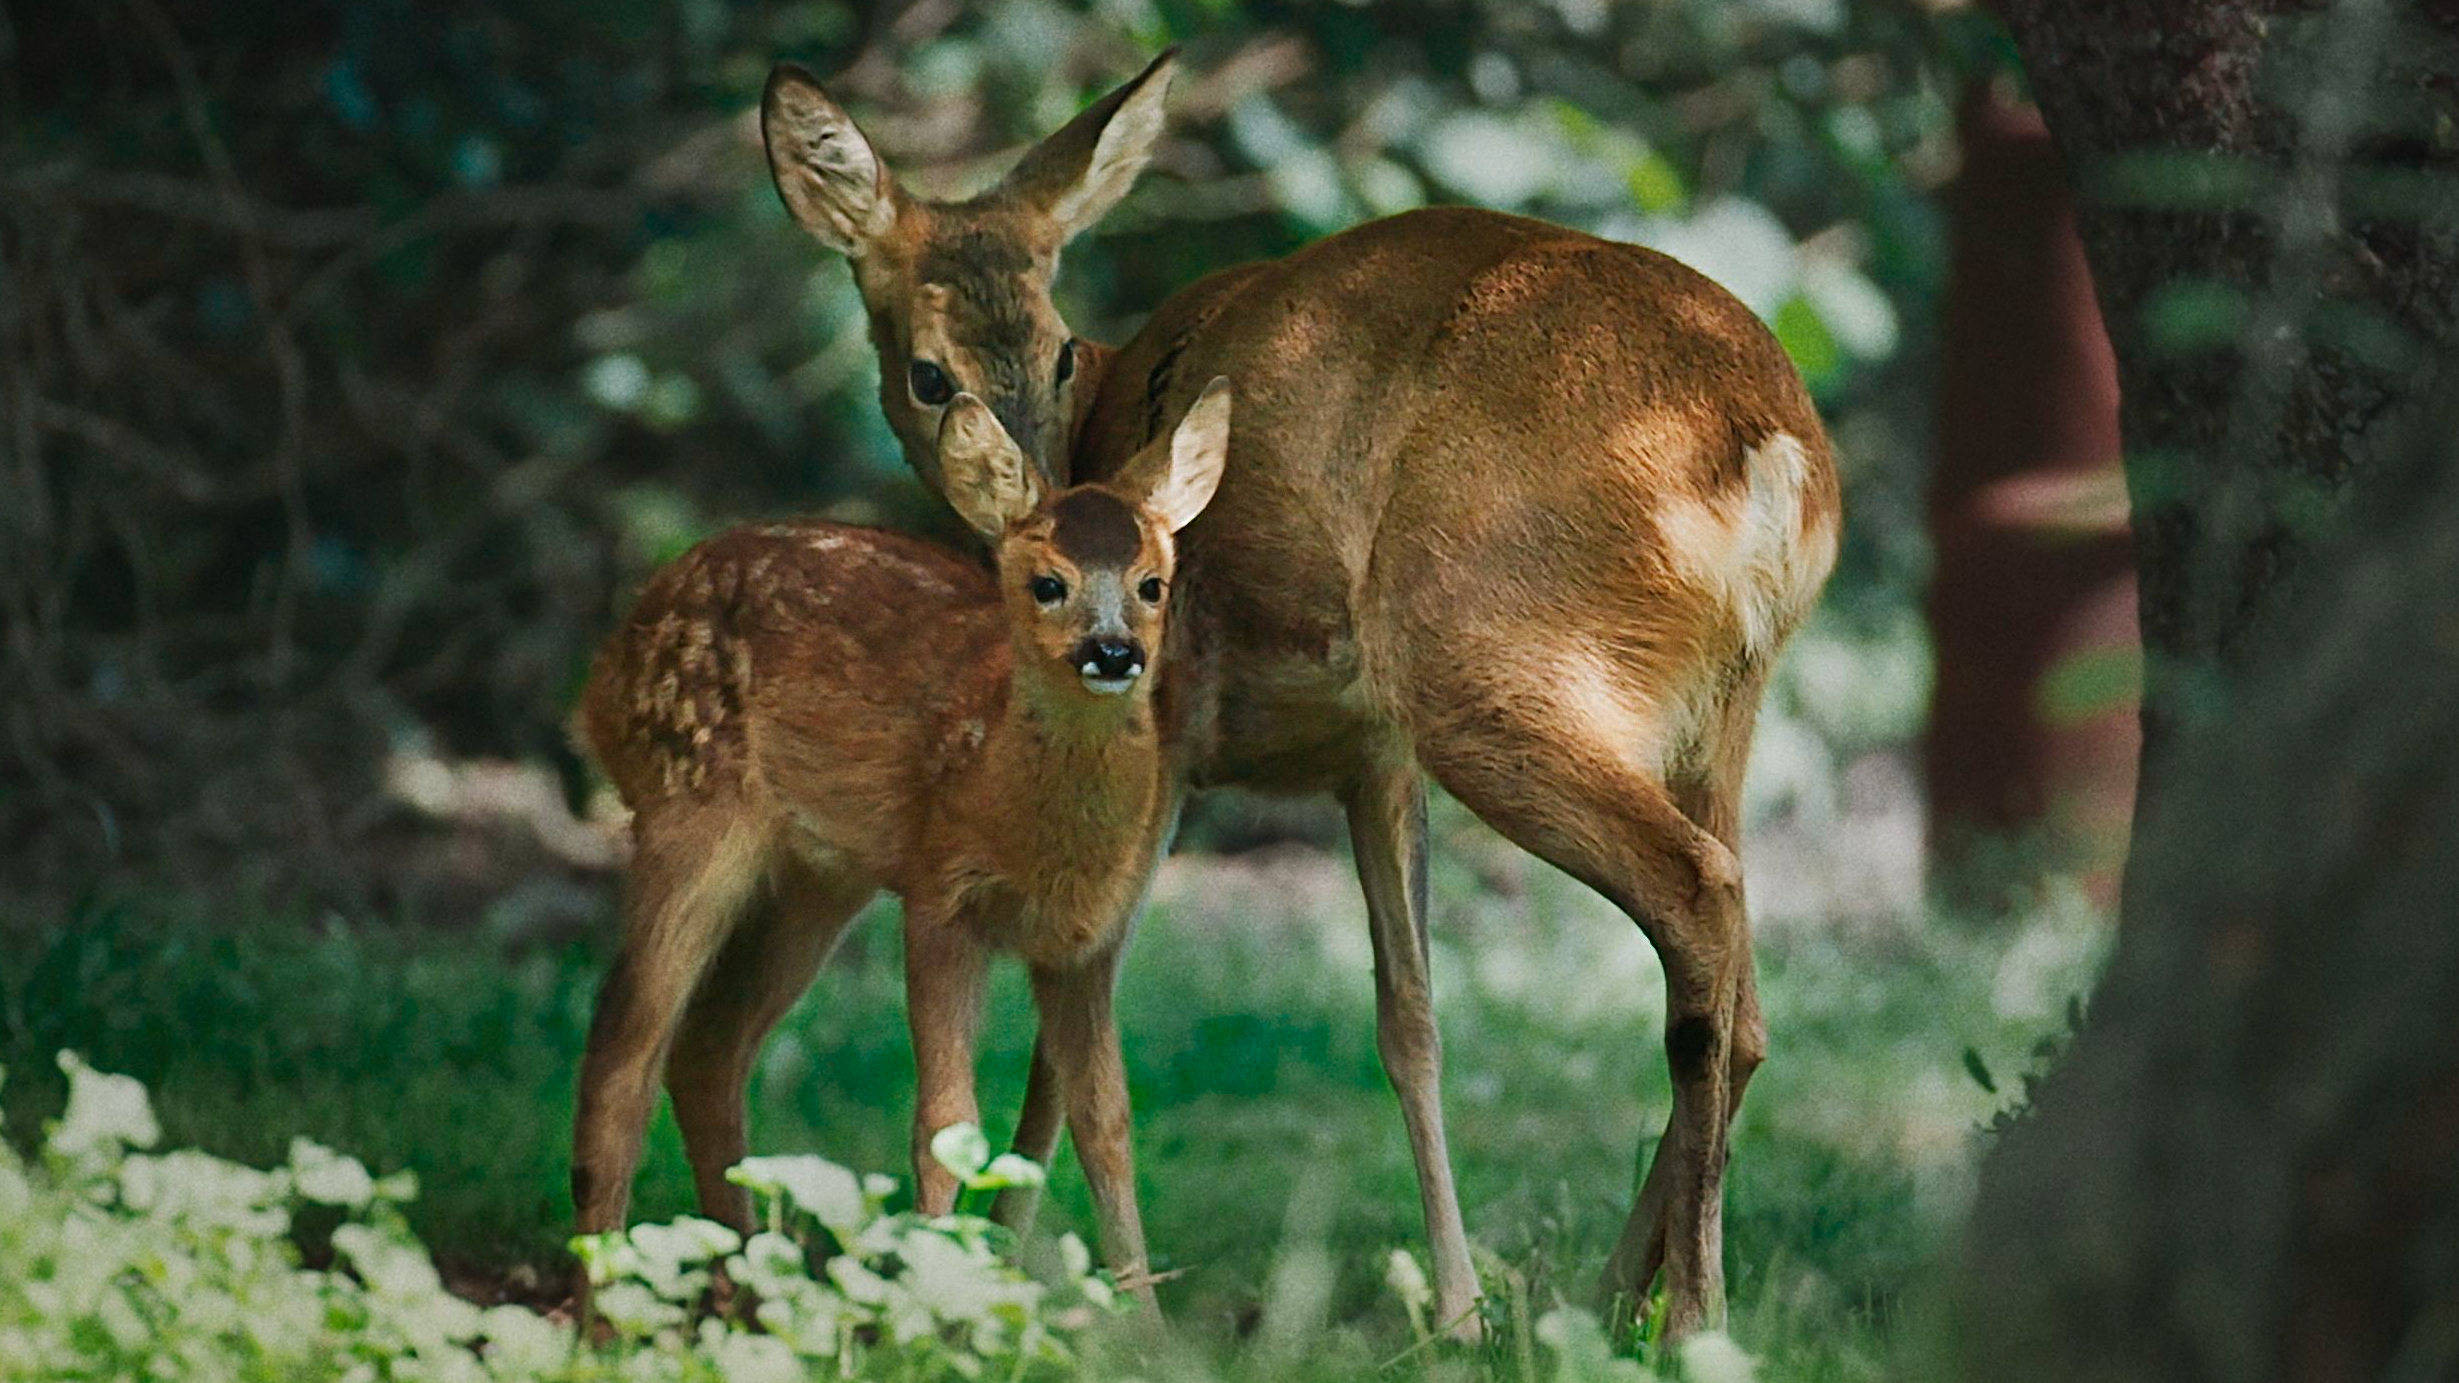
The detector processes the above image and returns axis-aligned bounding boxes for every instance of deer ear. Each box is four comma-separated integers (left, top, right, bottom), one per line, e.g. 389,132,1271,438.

1001,49,1177,241
762,63,898,257
938,395,1042,540
1129,376,1230,534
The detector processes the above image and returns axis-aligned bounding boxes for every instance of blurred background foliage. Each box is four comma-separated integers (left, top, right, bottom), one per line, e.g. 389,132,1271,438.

1,0,2013,906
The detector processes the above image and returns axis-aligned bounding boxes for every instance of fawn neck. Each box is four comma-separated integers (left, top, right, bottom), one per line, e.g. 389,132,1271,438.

988,650,1163,812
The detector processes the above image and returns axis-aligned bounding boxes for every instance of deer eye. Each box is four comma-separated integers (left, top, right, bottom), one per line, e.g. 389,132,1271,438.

1137,576,1163,604
909,360,955,406
1055,339,1076,384
1029,574,1067,605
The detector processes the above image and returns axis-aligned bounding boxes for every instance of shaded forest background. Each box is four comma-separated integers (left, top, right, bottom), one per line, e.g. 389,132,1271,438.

9,0,2459,1377
1,0,1998,913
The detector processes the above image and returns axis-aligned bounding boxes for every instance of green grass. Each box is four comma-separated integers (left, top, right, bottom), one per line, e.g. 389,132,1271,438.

0,847,2104,1380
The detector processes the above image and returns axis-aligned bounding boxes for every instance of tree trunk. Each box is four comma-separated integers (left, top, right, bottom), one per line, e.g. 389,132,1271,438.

1959,2,2459,1378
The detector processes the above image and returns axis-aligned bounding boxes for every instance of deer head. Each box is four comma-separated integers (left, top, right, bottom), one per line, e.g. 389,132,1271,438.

762,51,1177,496
937,376,1229,702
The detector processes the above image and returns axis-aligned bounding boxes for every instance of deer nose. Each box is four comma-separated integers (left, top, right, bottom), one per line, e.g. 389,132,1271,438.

1076,638,1145,686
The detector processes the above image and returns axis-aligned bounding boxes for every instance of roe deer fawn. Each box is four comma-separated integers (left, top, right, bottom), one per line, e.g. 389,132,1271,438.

760,50,1837,1344
570,381,1234,1306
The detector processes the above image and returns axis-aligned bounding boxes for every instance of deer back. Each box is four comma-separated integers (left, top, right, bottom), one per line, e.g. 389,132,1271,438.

581,521,1007,877
1074,206,1842,790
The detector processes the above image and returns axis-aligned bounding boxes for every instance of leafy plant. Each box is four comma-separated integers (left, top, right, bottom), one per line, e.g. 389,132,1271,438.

1963,993,2090,1139
2,1053,1115,1382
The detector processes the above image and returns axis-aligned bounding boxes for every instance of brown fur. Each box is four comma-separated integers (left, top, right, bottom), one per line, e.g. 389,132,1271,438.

772,47,1838,1341
1061,205,1844,1341
569,393,1230,1308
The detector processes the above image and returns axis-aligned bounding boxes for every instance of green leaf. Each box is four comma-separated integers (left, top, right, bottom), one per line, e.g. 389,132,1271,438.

1772,295,1842,385
1961,1047,1998,1094
1627,152,1687,214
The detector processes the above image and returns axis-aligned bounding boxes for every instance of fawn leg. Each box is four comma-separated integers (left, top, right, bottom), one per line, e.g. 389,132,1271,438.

1029,947,1158,1312
573,813,766,1235
904,894,987,1216
990,1033,1066,1234
665,856,873,1230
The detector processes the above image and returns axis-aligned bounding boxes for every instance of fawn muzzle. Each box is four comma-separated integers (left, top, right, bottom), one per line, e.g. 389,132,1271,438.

1075,637,1145,694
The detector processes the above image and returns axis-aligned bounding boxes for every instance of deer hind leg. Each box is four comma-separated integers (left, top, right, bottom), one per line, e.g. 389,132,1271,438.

1028,946,1157,1311
1346,759,1483,1341
1674,734,1768,1122
664,854,874,1231
1416,693,1749,1344
1600,764,1763,1335
573,810,767,1235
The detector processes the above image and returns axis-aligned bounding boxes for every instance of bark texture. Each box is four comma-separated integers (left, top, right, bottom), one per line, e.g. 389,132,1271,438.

1959,380,2459,1381
1962,2,2459,1378
1995,0,2459,761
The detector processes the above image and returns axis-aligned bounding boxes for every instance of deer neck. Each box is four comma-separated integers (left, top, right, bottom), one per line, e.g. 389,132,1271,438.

984,661,1165,830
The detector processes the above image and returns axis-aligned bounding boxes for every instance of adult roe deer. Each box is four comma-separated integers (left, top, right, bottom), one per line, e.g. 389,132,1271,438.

1071,206,1840,1342
570,383,1234,1306
762,54,1839,1343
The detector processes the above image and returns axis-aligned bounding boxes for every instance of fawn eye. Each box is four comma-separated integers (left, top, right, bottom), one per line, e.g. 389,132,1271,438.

1029,574,1067,605
1138,576,1163,604
1055,339,1076,384
908,359,955,406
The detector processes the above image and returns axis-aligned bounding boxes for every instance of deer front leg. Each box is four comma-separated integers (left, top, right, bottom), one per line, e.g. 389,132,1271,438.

1346,764,1484,1342
904,894,988,1216
1028,947,1158,1314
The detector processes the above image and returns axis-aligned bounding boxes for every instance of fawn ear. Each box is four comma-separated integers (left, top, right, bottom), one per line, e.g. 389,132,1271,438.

1124,376,1230,534
1001,48,1177,242
938,395,1042,540
763,63,898,257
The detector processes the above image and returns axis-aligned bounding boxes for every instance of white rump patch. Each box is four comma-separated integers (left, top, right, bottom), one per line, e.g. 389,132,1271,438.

1658,431,1836,660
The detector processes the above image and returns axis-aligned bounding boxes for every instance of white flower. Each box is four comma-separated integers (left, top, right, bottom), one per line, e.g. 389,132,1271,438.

591,1280,685,1337
1384,1247,1432,1312
976,1153,1046,1190
48,1053,160,1164
730,1154,868,1235
477,1303,571,1376
1679,1330,1760,1383
700,1324,802,1383
929,1123,992,1180
1535,1306,1652,1382
289,1138,377,1208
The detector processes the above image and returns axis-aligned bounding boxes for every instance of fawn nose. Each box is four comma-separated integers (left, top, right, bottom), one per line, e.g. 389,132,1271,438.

1076,638,1145,692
